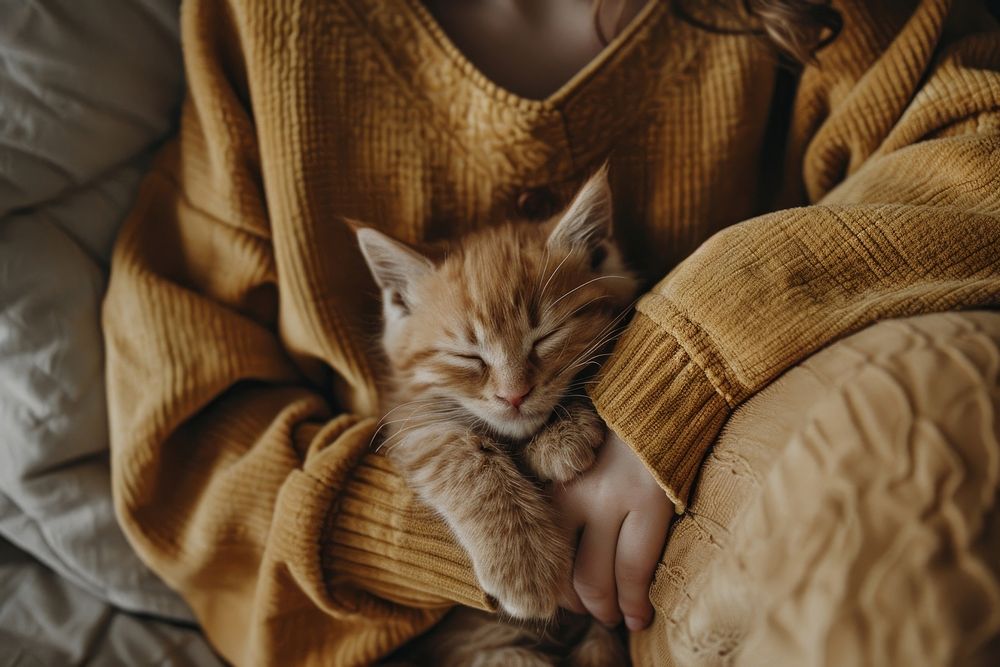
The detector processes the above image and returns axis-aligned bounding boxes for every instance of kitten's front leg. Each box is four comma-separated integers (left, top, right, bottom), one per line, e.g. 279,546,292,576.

389,424,572,620
523,401,605,483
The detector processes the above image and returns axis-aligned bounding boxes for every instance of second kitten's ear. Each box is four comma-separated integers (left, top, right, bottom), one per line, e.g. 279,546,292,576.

547,164,612,256
356,227,433,312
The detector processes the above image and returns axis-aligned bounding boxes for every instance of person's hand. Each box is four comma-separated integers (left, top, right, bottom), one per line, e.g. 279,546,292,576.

551,427,673,631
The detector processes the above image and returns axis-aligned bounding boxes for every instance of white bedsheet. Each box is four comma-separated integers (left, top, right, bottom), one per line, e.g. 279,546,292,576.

0,0,209,655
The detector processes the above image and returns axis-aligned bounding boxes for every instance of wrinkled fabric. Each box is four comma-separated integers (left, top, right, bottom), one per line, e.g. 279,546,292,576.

0,0,190,621
638,311,1000,667
0,0,182,219
0,538,223,666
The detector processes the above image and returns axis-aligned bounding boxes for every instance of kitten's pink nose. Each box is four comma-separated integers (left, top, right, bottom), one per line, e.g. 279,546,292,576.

497,386,533,409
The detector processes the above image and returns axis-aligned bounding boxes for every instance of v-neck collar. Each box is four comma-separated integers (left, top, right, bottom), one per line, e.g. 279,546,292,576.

346,0,700,181
401,0,666,109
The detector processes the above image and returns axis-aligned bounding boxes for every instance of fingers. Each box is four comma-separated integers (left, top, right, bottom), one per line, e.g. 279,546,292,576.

551,484,588,614
615,508,670,631
573,516,626,627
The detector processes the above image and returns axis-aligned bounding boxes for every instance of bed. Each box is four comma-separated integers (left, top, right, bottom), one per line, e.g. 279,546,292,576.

0,1,222,663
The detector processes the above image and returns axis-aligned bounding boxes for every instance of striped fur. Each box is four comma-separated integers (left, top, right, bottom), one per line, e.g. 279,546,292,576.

360,168,635,664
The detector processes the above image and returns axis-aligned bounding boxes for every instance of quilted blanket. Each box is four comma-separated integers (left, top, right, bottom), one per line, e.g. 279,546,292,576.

0,0,199,644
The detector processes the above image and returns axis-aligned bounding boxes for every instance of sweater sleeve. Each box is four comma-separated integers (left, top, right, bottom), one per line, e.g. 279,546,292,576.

102,3,486,665
591,0,1000,511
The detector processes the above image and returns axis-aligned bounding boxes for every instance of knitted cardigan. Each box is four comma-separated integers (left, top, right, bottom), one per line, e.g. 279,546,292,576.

103,0,1000,664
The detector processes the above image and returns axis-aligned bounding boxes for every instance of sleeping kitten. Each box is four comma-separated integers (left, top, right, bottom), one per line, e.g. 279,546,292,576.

357,167,636,664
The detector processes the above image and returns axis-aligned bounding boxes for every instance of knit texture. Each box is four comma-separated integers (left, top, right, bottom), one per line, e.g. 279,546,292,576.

103,0,1000,664
637,311,1000,666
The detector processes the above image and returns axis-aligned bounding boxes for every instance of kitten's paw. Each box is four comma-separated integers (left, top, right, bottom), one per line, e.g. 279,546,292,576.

476,533,572,620
480,566,564,620
450,442,574,620
524,428,596,483
524,408,605,482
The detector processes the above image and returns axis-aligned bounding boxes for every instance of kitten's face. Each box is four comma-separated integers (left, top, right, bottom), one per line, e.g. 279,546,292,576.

359,168,636,440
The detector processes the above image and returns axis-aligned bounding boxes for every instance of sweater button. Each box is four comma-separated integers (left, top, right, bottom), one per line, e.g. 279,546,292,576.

516,187,559,220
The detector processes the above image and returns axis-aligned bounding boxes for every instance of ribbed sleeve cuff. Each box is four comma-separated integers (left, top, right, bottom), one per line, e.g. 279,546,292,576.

590,312,730,512
326,452,491,613
272,416,491,625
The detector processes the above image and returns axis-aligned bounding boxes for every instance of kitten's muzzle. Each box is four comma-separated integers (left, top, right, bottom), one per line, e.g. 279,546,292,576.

496,385,534,410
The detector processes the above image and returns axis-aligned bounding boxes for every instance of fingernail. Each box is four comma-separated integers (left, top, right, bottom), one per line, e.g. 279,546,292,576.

625,615,648,631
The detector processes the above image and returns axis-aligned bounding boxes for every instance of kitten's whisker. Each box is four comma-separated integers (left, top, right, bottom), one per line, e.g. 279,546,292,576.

534,246,551,301
560,301,636,361
375,410,463,427
579,299,638,341
553,324,627,378
550,299,629,362
373,402,467,449
574,326,623,356
369,400,461,446
558,393,592,401
553,300,639,374
566,362,614,390
379,419,464,454
570,360,605,373
546,275,630,310
581,296,640,336
371,398,440,432
543,294,612,327
378,416,463,453
565,352,615,372
538,253,572,300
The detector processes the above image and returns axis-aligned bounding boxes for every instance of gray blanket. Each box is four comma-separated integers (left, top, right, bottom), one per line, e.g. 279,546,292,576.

0,1,219,663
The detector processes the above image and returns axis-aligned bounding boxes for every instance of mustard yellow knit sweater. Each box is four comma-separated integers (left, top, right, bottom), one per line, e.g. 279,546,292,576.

104,0,1000,664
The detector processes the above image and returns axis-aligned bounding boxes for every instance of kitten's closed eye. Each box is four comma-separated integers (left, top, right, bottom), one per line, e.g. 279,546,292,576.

531,329,563,356
447,351,487,368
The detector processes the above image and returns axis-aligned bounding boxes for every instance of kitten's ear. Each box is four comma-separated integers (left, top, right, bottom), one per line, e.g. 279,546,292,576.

356,228,433,312
547,164,612,260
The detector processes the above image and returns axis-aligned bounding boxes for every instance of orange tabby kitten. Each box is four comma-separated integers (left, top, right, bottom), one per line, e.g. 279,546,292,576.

358,167,636,665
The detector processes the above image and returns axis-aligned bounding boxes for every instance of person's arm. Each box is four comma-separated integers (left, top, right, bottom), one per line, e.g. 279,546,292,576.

103,2,485,664
591,0,1000,511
